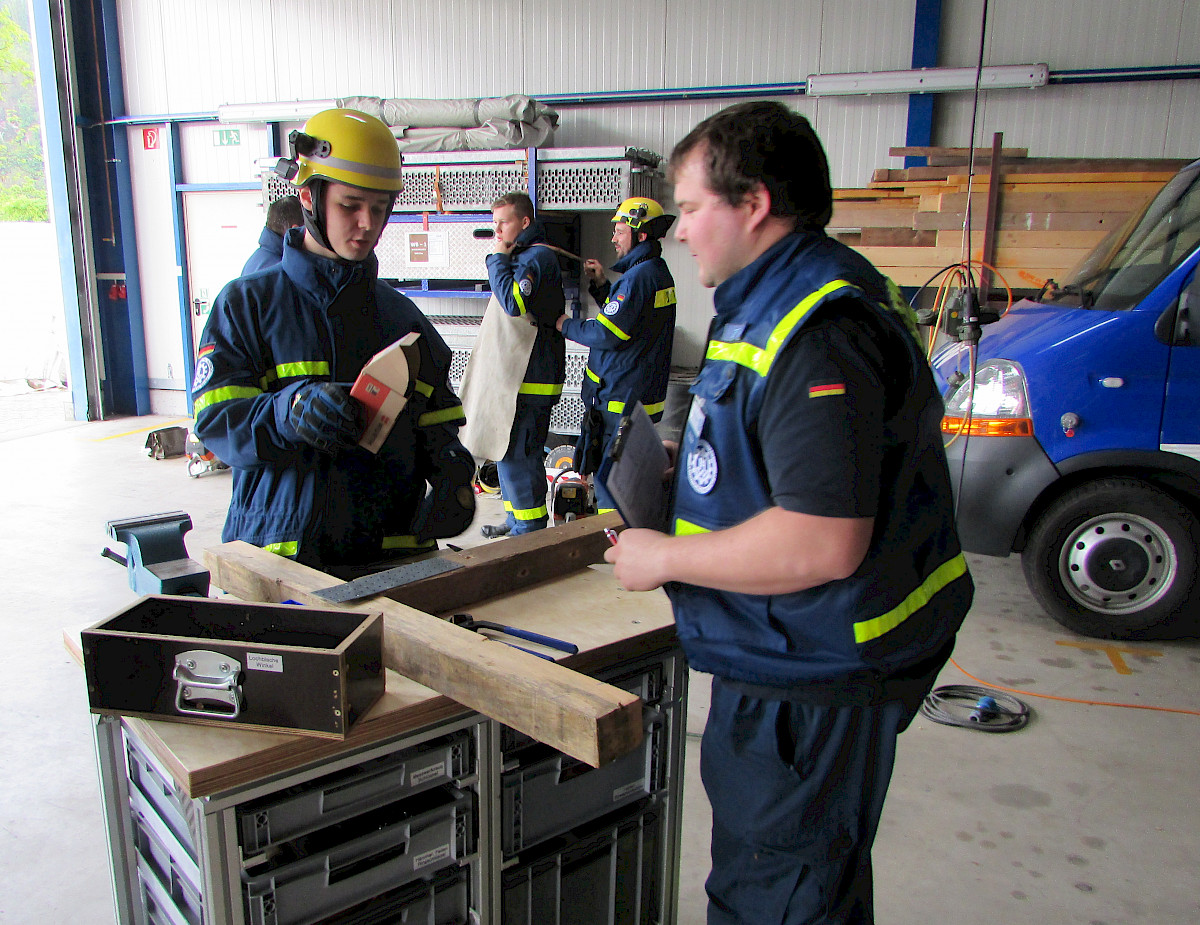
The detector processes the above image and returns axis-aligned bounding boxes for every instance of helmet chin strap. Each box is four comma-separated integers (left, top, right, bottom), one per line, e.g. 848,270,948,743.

301,179,336,256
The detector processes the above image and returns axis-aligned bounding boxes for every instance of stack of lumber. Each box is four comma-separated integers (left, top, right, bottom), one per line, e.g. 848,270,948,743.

830,147,1190,289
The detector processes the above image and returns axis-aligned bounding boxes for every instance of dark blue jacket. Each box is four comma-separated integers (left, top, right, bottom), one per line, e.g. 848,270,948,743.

241,226,284,276
667,231,972,691
485,221,566,403
561,238,676,418
192,228,466,568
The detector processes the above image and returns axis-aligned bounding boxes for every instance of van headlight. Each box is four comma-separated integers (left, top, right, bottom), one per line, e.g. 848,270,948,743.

943,360,1033,436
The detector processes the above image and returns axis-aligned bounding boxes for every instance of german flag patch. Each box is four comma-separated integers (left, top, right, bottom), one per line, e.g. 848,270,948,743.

198,343,216,357
808,380,846,399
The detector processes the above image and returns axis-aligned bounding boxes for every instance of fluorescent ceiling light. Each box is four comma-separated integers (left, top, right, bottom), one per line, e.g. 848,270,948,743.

806,64,1049,96
217,100,335,123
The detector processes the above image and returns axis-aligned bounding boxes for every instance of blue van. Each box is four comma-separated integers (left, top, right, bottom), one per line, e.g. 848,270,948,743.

932,159,1200,639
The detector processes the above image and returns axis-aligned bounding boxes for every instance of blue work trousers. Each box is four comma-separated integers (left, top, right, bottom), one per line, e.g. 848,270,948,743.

496,398,552,535
700,676,924,925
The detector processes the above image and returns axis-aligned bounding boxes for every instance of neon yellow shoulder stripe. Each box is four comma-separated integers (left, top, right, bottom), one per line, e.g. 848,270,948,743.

706,279,858,377
511,281,528,315
193,385,262,415
673,519,711,536
655,287,677,308
853,553,968,644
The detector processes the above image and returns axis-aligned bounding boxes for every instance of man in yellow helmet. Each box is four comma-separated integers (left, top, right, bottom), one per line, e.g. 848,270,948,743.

556,196,677,512
192,109,474,576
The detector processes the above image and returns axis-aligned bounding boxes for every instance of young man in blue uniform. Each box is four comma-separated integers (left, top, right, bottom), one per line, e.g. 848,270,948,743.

241,195,304,276
192,109,474,578
605,101,974,924
480,191,566,538
556,197,677,513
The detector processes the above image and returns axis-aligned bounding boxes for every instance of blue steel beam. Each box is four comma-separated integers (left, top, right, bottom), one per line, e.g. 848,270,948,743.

905,0,943,168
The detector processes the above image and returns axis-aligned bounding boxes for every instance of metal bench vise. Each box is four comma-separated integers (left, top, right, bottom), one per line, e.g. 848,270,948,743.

101,511,210,597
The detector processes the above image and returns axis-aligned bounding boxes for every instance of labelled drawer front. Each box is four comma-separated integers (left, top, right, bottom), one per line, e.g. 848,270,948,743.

502,710,665,857
242,787,475,925
239,729,474,854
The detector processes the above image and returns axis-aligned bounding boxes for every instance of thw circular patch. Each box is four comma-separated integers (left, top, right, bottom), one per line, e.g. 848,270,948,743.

686,439,718,495
602,300,620,315
519,277,534,297
192,356,214,391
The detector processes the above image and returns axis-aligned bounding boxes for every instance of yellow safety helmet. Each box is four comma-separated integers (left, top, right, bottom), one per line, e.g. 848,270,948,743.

275,108,403,193
612,196,675,238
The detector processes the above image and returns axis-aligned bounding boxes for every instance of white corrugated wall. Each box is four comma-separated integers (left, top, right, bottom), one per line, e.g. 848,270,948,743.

115,0,1200,374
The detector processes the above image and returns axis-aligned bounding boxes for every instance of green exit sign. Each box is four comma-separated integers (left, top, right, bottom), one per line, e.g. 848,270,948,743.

213,128,241,147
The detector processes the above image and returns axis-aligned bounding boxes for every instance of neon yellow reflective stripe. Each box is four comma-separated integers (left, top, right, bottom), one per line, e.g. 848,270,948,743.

853,553,968,644
414,379,434,397
518,382,564,396
382,535,436,551
511,281,527,315
504,500,548,520
193,385,262,414
586,367,601,384
706,280,857,377
606,400,625,414
596,507,617,514
263,541,298,557
597,313,631,341
643,400,665,416
674,519,711,536
655,287,677,308
262,360,331,387
418,405,465,426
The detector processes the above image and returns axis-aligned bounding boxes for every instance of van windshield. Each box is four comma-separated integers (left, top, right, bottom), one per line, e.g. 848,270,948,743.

1045,163,1200,310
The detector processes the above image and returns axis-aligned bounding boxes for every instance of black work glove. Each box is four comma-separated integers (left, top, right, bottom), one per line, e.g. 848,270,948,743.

286,382,362,453
412,445,477,542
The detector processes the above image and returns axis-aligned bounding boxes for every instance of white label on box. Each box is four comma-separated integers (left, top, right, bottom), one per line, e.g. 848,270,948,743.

410,761,447,787
246,653,284,673
414,844,452,870
612,780,645,802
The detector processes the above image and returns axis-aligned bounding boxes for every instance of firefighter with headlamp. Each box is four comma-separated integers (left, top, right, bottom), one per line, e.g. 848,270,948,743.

557,196,678,512
192,108,474,577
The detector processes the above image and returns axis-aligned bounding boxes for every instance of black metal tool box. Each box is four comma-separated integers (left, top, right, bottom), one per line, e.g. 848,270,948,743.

82,595,384,738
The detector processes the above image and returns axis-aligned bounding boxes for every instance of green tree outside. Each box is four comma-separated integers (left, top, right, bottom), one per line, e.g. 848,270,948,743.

0,0,49,222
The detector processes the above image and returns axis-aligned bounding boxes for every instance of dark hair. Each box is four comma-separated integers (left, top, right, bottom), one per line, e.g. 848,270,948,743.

492,191,535,222
668,101,832,230
266,195,304,234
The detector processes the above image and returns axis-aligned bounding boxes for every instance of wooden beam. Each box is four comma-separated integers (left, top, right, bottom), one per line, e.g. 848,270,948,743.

384,512,622,614
204,538,644,768
889,145,1029,159
978,132,1005,295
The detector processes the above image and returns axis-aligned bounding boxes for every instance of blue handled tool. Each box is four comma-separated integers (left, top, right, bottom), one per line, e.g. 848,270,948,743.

450,613,578,658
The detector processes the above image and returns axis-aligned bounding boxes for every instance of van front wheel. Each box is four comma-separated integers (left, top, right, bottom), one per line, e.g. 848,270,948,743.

1022,478,1198,639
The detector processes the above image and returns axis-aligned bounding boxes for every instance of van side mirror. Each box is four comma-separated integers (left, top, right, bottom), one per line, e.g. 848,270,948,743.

1155,274,1200,347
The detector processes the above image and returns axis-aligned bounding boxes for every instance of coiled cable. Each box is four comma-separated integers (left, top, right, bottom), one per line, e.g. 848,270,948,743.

920,684,1031,732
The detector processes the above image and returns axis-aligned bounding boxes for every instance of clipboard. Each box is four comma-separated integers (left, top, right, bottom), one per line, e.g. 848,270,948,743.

596,402,671,531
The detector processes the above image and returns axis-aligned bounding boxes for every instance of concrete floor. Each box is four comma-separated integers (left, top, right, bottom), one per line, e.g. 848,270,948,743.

2,408,1199,924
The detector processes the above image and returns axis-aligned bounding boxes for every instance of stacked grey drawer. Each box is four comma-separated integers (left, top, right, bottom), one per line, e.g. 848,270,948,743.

498,653,686,925
123,728,479,925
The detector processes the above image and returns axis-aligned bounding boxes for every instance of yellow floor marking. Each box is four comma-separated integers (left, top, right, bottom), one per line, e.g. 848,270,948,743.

92,418,191,441
1055,639,1163,675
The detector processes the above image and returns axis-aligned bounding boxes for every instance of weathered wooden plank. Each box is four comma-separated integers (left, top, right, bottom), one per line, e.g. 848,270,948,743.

933,190,1155,214
204,539,644,768
935,229,1110,250
889,145,1030,159
828,204,920,230
859,228,937,247
913,210,1130,232
854,244,1093,268
385,512,622,614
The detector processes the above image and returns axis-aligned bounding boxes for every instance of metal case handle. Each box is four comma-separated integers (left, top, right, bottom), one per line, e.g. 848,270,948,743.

173,650,243,719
